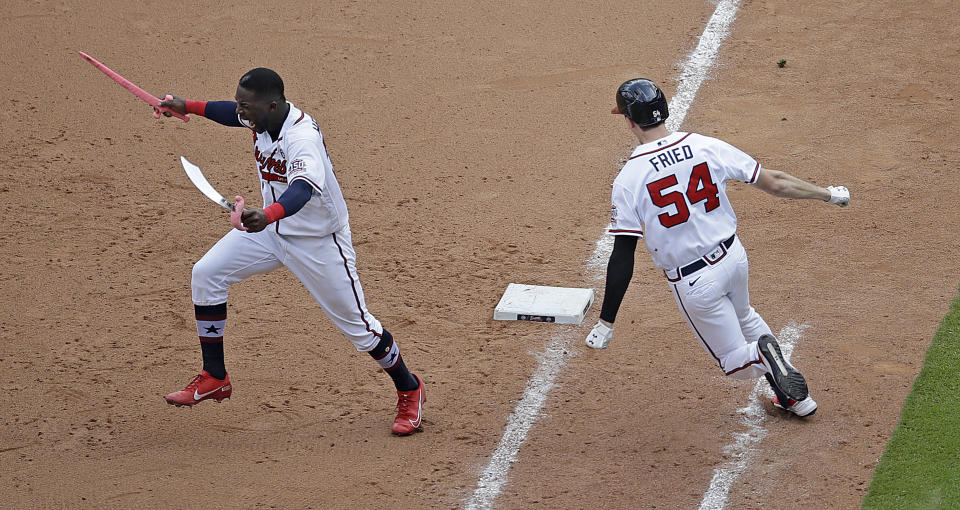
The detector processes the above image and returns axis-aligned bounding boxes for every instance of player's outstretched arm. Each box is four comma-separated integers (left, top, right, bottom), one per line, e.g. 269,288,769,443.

157,96,243,127
586,235,638,349
753,168,850,206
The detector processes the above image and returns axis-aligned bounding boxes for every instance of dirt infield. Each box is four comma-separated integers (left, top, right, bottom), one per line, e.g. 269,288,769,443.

2,1,958,508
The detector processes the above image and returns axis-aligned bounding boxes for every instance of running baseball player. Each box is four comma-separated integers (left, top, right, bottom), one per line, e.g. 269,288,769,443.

157,68,425,435
586,78,850,417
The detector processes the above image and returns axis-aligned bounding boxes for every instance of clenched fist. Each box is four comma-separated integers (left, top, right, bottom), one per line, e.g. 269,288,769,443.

240,208,269,232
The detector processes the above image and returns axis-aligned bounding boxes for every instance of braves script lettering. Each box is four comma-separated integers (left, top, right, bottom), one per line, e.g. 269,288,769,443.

255,146,288,182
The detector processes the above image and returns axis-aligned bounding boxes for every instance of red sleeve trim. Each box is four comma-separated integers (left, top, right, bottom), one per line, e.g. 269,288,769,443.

263,202,286,223
185,100,208,116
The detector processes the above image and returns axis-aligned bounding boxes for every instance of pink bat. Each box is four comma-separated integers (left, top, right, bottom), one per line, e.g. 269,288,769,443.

78,51,189,122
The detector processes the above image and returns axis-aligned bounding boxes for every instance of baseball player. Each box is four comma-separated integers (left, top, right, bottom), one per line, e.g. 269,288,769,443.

157,68,425,435
586,78,850,417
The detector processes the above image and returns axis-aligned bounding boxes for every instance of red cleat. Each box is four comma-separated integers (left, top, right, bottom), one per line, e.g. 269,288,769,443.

165,370,232,406
392,374,425,435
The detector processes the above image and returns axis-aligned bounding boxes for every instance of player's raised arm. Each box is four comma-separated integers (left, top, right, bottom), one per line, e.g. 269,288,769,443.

157,95,244,127
752,168,850,206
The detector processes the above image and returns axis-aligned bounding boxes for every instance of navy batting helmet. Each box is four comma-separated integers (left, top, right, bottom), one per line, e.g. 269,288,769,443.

612,78,669,127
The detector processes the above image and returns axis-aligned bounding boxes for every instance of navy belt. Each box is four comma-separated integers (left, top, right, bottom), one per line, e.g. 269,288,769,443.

665,234,736,282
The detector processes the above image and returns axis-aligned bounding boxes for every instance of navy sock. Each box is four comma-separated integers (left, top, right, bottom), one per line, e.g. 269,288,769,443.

369,329,418,391
387,357,418,392
200,342,226,380
196,303,227,380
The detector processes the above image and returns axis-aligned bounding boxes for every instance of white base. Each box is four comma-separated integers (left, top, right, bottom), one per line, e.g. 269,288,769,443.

493,283,595,325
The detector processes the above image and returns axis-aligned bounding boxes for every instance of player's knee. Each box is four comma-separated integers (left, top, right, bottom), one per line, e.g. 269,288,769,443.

191,256,227,294
191,258,213,286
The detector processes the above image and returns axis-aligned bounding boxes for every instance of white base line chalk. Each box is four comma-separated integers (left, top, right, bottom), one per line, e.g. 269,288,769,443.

464,334,572,510
697,322,809,510
465,1,743,508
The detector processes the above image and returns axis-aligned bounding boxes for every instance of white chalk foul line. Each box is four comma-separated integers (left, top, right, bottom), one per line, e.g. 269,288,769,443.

465,2,742,508
464,334,572,510
697,322,810,510
668,0,743,133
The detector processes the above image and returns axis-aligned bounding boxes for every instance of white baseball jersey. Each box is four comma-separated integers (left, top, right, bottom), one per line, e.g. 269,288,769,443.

246,102,349,236
609,131,761,269
193,102,383,352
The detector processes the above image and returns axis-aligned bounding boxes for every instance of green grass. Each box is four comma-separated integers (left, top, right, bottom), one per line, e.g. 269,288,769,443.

862,290,960,509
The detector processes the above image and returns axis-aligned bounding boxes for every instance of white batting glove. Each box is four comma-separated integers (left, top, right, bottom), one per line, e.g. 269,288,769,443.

826,186,850,207
585,321,614,349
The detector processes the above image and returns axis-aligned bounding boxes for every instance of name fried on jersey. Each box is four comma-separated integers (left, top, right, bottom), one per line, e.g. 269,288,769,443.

648,143,694,172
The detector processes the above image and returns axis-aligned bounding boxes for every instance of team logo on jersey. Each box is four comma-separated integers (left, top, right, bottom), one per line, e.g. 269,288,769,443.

610,204,618,224
255,146,288,182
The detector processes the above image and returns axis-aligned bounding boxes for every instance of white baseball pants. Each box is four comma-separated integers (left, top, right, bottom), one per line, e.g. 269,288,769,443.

667,236,772,380
191,225,383,352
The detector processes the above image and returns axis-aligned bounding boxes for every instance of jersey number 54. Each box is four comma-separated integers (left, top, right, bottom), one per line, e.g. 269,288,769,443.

646,162,720,228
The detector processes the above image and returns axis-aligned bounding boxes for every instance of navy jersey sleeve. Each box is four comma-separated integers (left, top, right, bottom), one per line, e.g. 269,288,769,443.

204,101,243,127
275,179,313,216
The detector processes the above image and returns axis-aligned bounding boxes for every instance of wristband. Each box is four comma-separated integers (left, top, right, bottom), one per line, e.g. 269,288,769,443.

184,100,208,116
263,202,286,223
